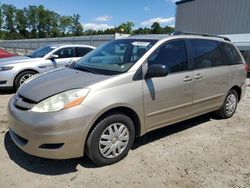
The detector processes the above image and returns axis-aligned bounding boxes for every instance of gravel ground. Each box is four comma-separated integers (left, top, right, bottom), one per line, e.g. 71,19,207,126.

0,87,249,188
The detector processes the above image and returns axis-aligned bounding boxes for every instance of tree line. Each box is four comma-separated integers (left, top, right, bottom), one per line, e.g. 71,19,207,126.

0,4,175,40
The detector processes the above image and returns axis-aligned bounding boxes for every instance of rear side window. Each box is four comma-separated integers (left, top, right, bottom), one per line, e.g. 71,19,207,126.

148,40,188,73
221,43,243,65
190,39,224,69
76,47,93,57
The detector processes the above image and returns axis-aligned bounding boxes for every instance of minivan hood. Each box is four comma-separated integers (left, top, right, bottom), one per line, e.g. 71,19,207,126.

18,68,111,102
0,56,41,65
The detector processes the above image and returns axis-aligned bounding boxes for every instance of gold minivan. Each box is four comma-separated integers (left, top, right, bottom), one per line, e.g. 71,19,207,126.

8,33,248,166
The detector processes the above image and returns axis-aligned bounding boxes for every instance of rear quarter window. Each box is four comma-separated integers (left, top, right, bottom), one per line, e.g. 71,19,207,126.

220,42,243,65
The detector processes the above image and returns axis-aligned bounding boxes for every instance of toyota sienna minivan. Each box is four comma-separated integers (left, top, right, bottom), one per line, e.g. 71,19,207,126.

8,33,248,166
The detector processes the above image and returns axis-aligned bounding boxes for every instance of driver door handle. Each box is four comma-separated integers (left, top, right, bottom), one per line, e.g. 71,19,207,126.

69,60,74,64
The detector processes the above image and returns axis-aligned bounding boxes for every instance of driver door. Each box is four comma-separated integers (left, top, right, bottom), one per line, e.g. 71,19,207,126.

51,47,77,67
143,39,194,131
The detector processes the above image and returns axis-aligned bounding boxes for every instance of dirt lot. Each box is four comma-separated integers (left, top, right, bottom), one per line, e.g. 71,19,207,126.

0,88,249,188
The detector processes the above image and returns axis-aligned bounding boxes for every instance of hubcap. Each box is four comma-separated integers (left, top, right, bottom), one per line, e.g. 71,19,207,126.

99,123,129,159
20,74,34,85
225,93,237,115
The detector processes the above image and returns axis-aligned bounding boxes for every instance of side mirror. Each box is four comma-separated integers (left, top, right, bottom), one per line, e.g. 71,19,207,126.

47,54,59,60
145,64,168,79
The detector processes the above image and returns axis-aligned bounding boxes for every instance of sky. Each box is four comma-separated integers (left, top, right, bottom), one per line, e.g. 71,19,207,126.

1,0,178,30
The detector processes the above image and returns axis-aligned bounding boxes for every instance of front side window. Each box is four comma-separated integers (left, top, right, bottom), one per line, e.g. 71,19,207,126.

190,39,224,69
74,39,156,75
221,43,243,65
54,47,74,58
27,46,55,58
148,40,188,73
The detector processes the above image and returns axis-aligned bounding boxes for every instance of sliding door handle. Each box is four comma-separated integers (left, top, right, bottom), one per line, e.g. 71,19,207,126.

195,73,203,80
183,76,192,82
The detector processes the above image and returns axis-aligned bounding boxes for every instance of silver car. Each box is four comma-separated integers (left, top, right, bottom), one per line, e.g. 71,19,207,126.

0,44,95,90
8,34,247,166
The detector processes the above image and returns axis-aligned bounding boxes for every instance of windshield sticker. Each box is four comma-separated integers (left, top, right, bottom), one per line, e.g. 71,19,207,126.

132,42,150,47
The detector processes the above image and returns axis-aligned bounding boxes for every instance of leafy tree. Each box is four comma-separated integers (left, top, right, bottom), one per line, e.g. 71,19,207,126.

118,22,134,34
0,4,3,32
2,4,16,35
36,5,47,38
27,5,37,38
162,26,174,34
59,16,72,36
46,11,60,37
151,22,162,34
0,3,175,40
71,14,83,36
133,27,151,35
15,8,28,38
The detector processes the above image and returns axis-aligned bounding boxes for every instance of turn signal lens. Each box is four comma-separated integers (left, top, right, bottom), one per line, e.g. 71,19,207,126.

64,96,85,109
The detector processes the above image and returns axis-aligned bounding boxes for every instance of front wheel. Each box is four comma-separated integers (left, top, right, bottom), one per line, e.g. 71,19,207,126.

86,113,135,166
215,89,238,119
14,70,37,90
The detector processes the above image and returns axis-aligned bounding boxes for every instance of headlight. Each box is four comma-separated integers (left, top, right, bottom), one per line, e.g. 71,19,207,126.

0,66,14,71
31,89,90,112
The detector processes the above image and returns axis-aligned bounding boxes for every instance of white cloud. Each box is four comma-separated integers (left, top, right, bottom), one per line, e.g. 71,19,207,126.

94,15,112,22
141,17,175,26
166,0,179,3
144,6,150,12
82,23,115,31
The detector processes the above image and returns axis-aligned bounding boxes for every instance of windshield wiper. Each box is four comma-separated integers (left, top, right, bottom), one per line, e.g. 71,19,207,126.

74,66,97,74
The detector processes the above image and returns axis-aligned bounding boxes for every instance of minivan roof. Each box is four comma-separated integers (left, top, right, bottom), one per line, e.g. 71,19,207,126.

126,34,231,43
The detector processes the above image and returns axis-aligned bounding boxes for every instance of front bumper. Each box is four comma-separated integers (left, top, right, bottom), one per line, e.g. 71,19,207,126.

241,81,247,100
7,96,97,159
0,70,15,88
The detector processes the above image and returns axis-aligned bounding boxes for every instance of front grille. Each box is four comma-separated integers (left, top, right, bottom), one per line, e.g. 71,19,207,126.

14,94,37,111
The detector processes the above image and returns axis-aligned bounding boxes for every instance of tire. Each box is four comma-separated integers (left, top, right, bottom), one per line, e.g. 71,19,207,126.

86,113,135,166
215,89,238,119
14,70,37,90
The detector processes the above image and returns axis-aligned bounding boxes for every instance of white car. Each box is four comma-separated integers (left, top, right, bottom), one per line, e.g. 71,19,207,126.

0,44,95,90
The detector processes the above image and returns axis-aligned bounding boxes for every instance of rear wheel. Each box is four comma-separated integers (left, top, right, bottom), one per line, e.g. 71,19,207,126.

215,89,238,119
86,113,135,166
14,70,37,90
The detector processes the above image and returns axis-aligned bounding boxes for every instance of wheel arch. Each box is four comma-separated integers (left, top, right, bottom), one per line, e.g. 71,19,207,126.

230,85,242,102
13,69,39,89
84,106,142,155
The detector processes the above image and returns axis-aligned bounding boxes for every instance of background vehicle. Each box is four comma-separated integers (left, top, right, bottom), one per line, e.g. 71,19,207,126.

0,44,95,90
8,34,247,166
0,49,16,58
240,50,250,72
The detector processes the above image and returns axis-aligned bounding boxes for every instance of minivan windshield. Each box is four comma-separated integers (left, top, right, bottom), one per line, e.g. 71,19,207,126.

74,39,156,75
27,46,56,58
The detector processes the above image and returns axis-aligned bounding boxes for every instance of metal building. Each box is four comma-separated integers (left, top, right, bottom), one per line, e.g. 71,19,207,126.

175,0,250,69
175,0,250,34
